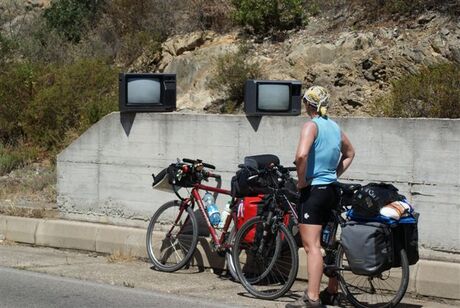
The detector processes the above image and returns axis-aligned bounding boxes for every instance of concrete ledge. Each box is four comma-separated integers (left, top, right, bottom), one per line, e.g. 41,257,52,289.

1,215,459,300
35,219,97,251
416,260,460,299
95,224,146,257
3,216,39,244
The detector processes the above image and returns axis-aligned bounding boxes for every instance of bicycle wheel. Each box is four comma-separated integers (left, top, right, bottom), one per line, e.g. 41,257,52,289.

225,226,239,281
336,244,410,308
146,200,198,272
232,216,299,300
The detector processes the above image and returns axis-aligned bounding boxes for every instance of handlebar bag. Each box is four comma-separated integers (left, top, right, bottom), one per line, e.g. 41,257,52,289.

166,163,195,187
152,168,175,192
341,221,393,276
352,183,404,218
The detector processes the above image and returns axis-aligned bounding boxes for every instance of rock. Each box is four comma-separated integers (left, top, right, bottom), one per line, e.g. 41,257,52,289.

363,70,376,81
362,59,373,70
441,28,450,36
353,33,375,50
431,35,449,56
333,12,344,20
408,49,425,64
449,45,460,63
346,98,364,108
334,72,347,87
162,32,214,57
303,72,317,84
417,13,436,25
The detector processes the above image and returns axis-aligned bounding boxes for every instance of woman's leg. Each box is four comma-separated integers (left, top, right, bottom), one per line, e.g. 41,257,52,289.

299,224,323,301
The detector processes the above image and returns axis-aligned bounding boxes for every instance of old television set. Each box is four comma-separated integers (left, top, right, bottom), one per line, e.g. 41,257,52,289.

244,80,302,116
119,73,176,112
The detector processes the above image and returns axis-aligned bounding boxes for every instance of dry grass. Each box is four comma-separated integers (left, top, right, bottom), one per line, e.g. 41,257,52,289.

0,205,56,219
106,250,138,263
0,162,57,218
0,239,16,246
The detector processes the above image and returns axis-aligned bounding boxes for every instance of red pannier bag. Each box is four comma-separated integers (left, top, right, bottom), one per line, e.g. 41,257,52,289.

237,195,265,243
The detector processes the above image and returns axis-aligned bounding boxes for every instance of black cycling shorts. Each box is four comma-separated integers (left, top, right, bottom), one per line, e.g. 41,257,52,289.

297,184,338,225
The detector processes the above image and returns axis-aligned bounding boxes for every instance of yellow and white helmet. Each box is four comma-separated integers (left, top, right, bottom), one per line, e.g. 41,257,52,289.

303,86,330,108
303,86,330,115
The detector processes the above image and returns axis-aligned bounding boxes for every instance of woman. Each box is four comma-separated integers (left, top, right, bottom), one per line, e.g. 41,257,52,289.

287,86,355,308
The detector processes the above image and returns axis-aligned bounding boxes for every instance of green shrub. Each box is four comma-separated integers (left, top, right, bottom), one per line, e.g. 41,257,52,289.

23,59,118,150
105,0,172,39
232,0,306,35
208,45,264,111
117,31,162,66
0,143,38,175
186,0,235,32
371,63,460,118
0,33,14,65
15,15,74,64
0,62,44,144
43,0,104,43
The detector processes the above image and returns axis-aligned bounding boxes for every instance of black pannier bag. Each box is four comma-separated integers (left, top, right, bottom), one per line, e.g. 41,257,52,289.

352,183,404,218
231,167,260,197
340,221,393,276
392,213,419,267
231,154,280,198
166,163,195,187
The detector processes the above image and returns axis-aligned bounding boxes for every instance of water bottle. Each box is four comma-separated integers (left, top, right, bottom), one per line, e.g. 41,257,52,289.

218,201,232,229
203,192,221,226
321,223,332,247
321,222,335,248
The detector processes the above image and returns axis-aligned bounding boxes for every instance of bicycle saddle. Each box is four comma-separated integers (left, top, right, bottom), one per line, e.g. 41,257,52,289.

244,154,280,170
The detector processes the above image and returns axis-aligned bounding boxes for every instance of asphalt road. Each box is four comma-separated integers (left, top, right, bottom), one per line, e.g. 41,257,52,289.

0,266,232,308
0,244,458,308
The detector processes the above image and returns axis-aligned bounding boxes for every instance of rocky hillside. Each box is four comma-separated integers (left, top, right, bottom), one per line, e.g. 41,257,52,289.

134,9,459,116
2,1,459,118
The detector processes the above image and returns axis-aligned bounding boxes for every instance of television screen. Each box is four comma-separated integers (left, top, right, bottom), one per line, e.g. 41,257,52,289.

257,84,290,111
119,73,176,113
127,78,161,104
244,80,301,116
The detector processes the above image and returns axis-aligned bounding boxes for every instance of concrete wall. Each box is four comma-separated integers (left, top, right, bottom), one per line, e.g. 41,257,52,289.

57,112,460,252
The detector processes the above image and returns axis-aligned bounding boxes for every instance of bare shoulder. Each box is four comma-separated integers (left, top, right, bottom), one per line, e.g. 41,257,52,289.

300,121,317,138
302,121,317,131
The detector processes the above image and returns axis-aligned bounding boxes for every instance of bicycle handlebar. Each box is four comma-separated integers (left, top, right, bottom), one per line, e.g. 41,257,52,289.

177,158,221,183
182,158,216,170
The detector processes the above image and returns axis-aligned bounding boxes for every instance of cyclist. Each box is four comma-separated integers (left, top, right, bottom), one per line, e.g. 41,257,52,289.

287,86,355,308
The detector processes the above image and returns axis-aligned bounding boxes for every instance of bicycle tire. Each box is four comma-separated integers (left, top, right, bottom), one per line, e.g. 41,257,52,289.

146,200,198,272
225,226,239,281
228,224,282,283
232,216,299,300
336,244,410,308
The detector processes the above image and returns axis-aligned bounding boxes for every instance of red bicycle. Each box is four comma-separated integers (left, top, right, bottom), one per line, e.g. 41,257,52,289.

147,158,240,276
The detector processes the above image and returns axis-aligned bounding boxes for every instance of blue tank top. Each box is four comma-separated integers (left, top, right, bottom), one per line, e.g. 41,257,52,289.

306,116,341,185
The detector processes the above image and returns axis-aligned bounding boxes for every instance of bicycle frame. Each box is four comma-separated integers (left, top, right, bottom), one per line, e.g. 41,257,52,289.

179,182,239,251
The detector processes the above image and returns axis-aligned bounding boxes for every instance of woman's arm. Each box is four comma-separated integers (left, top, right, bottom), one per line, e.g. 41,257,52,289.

295,122,317,189
337,131,355,178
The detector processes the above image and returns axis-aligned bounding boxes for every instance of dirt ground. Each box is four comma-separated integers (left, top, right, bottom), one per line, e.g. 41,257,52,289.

0,162,57,219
